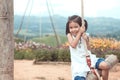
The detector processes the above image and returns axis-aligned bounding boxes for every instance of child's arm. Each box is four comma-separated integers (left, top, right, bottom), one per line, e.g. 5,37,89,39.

82,33,91,50
67,26,85,48
67,32,82,48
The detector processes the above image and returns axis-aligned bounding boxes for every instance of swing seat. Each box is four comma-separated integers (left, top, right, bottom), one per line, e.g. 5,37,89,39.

105,54,118,68
86,54,118,80
86,71,99,80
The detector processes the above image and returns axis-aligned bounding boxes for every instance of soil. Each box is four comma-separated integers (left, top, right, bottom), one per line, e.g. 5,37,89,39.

14,60,120,80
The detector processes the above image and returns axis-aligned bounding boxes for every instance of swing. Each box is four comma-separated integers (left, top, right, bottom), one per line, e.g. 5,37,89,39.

80,0,118,80
86,54,118,80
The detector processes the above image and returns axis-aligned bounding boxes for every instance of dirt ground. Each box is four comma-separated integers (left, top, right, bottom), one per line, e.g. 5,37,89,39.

14,60,120,80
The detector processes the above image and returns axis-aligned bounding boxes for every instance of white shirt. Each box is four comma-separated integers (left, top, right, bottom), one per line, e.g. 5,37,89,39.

69,36,98,80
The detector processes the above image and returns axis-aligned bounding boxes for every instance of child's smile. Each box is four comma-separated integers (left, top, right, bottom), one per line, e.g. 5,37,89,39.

69,21,80,36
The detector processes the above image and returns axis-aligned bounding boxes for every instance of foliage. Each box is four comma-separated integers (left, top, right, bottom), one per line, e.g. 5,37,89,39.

58,49,70,62
14,38,24,43
90,37,120,60
32,35,67,47
33,48,70,62
14,49,25,59
14,48,35,60
14,37,120,62
34,48,52,61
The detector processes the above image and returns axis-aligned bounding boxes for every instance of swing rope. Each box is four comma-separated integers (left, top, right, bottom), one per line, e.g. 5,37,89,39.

16,0,31,37
45,0,60,47
80,0,101,80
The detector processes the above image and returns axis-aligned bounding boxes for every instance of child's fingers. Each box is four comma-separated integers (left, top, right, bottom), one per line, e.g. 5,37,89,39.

80,26,85,33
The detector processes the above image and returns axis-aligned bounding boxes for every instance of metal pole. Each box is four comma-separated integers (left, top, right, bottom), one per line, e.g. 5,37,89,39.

81,0,85,26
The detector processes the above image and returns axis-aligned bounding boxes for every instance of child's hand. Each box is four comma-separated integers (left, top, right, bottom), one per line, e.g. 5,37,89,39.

77,26,85,37
82,33,90,50
82,33,88,41
80,26,85,34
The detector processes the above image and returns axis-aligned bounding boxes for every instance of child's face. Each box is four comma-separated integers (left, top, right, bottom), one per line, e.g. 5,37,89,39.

69,21,80,36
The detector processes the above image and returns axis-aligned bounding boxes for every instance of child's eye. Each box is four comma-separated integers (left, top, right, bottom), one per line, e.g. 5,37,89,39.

69,26,73,29
74,26,78,28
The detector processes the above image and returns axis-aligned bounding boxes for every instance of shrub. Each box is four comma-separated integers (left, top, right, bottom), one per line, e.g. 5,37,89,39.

14,48,35,60
14,49,25,59
33,49,51,61
14,37,120,62
58,49,70,62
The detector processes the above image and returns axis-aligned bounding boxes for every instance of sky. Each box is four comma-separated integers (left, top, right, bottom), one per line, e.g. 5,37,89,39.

14,0,120,19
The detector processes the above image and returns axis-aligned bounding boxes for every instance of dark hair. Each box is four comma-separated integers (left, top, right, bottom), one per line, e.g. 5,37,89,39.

84,19,88,31
65,15,88,35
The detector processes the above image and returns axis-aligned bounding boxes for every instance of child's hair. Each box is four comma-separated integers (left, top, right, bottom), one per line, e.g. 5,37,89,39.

84,19,88,31
65,15,88,35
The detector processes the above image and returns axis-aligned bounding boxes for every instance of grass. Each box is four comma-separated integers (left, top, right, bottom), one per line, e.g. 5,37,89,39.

32,35,67,47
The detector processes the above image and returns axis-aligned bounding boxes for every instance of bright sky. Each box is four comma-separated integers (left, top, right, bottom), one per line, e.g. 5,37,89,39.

14,0,120,19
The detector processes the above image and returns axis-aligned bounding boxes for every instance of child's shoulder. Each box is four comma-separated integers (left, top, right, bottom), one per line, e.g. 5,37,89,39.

67,33,71,37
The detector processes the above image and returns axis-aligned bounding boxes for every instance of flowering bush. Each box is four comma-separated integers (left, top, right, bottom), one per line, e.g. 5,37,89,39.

90,37,120,50
14,37,120,62
89,37,120,59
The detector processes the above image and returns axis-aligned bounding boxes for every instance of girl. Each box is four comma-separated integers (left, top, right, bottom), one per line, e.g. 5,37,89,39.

66,15,109,80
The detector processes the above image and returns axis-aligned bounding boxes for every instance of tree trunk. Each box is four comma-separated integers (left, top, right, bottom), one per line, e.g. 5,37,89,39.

0,0,14,80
